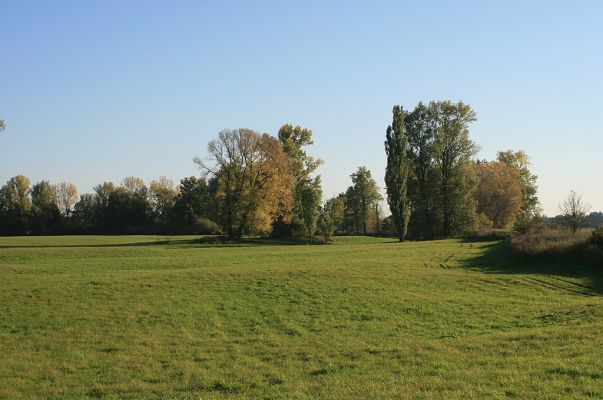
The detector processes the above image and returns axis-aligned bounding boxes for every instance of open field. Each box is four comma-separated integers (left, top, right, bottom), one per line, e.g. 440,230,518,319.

1,236,602,399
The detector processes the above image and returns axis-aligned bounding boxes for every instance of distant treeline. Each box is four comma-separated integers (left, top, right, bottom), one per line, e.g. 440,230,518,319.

545,212,603,229
1,104,582,240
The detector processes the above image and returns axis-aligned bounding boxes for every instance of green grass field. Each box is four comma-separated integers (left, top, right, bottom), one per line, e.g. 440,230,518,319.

1,235,602,399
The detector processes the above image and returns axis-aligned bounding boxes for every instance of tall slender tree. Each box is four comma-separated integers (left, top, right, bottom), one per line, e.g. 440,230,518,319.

385,105,411,242
299,176,322,243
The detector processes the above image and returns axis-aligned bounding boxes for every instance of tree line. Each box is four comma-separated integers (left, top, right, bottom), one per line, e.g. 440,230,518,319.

0,105,546,240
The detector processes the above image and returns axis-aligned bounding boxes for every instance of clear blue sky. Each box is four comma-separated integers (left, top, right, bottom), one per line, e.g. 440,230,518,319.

1,0,601,216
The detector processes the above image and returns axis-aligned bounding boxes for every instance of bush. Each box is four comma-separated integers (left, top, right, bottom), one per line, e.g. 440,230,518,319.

196,235,229,244
514,214,546,234
466,229,513,242
271,220,293,239
476,213,494,231
192,218,222,235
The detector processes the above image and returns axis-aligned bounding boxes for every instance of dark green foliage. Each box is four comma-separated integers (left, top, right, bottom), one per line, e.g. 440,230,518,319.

405,102,438,239
31,181,61,234
102,188,152,234
299,176,322,243
514,213,546,234
399,101,479,239
171,176,213,228
385,105,411,241
318,194,345,241
72,193,96,233
0,176,32,235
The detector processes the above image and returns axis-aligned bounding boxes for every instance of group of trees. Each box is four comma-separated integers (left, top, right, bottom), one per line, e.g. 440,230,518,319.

0,174,220,235
191,125,384,242
384,101,541,241
194,126,323,241
474,150,540,229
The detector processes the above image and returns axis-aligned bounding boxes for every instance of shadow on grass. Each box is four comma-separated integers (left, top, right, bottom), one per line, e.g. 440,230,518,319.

0,237,322,249
0,238,202,249
461,240,603,295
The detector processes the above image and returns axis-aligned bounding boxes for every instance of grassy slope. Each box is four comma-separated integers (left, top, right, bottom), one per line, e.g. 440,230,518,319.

0,236,602,399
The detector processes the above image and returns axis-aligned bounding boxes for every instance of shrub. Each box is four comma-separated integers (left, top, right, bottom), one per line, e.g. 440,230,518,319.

466,229,513,242
192,218,222,235
197,235,229,244
476,213,494,231
514,214,546,235
271,220,293,239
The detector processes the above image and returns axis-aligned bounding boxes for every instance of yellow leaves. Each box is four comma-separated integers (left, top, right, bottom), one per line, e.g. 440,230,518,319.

199,129,294,237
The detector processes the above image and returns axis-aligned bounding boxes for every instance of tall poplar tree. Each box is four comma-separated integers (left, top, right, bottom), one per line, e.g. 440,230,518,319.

385,105,411,242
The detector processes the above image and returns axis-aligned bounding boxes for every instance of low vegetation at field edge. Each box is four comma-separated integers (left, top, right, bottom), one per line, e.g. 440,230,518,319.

511,227,603,264
1,235,602,399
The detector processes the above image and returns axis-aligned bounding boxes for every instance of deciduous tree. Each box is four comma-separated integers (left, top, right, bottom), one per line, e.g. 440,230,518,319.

405,102,438,239
560,191,590,233
122,176,147,197
149,177,178,223
474,161,523,228
195,129,293,240
277,124,323,236
319,195,345,241
347,167,381,235
299,176,322,243
432,101,479,236
0,175,32,234
497,150,539,216
31,181,61,233
55,182,78,218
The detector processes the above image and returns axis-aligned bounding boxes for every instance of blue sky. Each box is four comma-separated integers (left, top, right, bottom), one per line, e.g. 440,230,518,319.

1,0,601,215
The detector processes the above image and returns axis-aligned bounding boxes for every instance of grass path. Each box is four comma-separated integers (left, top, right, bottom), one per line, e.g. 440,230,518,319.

1,236,601,399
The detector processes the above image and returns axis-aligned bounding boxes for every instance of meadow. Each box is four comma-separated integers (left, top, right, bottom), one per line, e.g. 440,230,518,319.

1,235,602,399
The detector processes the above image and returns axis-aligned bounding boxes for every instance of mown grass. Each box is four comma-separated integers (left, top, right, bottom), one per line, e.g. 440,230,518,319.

1,235,602,399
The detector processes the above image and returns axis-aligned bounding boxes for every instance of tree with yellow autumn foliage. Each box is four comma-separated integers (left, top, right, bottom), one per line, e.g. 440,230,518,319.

474,161,523,228
195,129,294,240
